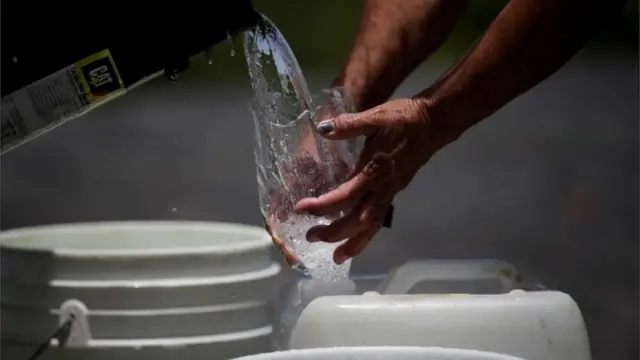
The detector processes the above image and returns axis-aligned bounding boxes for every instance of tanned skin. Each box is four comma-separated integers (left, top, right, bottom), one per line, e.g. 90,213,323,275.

333,0,470,112
289,0,627,264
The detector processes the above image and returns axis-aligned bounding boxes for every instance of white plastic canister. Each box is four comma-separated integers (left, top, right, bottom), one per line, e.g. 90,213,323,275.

288,260,591,360
229,346,527,360
1,221,281,360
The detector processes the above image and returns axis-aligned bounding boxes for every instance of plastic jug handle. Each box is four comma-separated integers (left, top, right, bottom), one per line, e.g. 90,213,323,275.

376,259,521,294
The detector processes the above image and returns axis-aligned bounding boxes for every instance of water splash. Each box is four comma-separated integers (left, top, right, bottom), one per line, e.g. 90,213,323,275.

242,14,313,124
242,15,352,282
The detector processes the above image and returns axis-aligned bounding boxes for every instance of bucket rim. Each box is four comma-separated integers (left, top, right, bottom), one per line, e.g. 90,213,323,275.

0,221,272,257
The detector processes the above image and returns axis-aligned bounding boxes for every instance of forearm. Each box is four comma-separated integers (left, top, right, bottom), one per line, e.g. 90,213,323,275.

420,0,627,147
334,0,469,111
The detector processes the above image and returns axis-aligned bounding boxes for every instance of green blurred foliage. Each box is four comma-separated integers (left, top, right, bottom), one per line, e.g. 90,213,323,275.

188,0,637,85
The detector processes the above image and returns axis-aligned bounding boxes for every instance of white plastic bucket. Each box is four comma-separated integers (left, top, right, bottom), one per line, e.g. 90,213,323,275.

229,347,527,360
1,221,281,360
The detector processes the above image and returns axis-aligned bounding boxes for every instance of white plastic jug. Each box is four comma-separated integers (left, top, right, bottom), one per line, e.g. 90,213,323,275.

276,259,522,349
229,346,527,360
0,221,281,360
377,259,522,294
288,259,591,360
275,278,356,349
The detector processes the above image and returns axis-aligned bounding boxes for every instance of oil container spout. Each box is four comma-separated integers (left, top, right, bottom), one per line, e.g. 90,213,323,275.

159,3,262,81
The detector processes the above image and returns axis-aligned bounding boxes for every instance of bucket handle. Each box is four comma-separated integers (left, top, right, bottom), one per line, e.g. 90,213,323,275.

59,299,92,347
376,259,521,295
25,299,91,360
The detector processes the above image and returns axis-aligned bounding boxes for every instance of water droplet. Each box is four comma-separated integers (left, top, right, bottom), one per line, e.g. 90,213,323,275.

204,47,214,65
173,140,178,144
171,207,178,213
12,56,18,64
227,32,236,57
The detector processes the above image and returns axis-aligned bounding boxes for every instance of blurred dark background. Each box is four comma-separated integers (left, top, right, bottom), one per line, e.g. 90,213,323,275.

1,1,638,359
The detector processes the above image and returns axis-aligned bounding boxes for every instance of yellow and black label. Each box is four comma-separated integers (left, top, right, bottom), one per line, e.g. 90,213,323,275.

75,49,125,103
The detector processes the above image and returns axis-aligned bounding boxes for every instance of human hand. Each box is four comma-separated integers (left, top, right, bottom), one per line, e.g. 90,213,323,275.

294,97,441,264
265,89,359,225
266,154,351,224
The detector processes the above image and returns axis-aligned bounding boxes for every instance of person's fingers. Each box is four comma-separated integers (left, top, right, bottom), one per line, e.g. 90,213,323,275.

294,144,398,216
328,193,391,264
316,109,379,140
305,202,369,243
330,158,353,184
293,140,378,217
348,136,376,178
359,190,395,225
294,170,373,216
333,223,382,264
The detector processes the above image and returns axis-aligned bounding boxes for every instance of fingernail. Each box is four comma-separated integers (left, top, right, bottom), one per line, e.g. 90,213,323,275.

317,120,334,134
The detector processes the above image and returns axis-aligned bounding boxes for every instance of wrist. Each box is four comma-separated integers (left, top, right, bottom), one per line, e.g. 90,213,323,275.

411,93,467,152
332,61,394,112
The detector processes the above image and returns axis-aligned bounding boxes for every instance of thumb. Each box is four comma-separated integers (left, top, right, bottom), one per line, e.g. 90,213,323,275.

315,109,379,140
